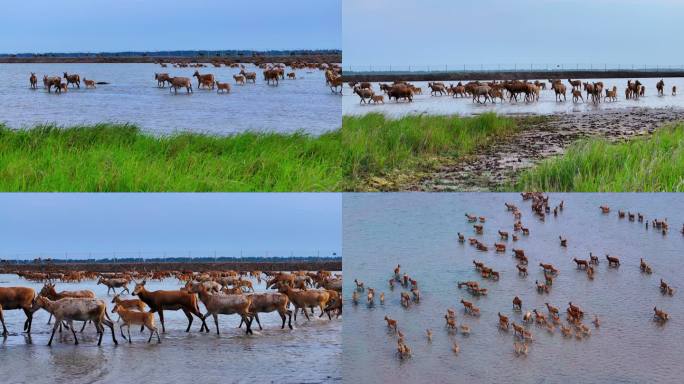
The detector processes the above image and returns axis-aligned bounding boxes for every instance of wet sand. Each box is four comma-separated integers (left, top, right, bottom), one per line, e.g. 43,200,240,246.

407,108,684,191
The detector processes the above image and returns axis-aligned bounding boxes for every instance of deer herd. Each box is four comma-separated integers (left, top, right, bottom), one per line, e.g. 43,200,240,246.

0,268,341,346
349,78,680,106
352,193,677,360
26,62,341,96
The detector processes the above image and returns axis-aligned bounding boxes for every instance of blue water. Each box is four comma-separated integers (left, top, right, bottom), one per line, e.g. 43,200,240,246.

343,193,684,384
0,63,340,135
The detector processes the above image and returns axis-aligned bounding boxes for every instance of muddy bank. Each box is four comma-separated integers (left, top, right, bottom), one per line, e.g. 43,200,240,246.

407,107,684,191
344,70,684,83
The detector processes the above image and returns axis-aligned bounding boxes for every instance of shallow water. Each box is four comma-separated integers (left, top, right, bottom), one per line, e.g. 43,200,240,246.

0,63,341,135
0,274,341,384
343,78,684,117
343,193,684,384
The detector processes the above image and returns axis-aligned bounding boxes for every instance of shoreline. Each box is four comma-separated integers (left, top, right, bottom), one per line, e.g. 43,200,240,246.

0,53,342,65
0,259,341,273
343,69,684,82
405,107,684,191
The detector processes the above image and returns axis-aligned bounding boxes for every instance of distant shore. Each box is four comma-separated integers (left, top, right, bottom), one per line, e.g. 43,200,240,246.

0,259,342,273
0,53,341,65
344,69,684,82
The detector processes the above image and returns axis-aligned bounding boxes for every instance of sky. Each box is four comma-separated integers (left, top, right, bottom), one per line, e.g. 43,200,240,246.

0,0,341,53
343,0,684,67
0,194,341,259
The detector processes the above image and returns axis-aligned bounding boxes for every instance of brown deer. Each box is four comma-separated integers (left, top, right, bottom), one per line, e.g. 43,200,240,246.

0,286,36,336
193,71,215,89
63,72,81,88
155,73,171,87
112,305,160,343
573,258,589,269
188,284,253,335
215,81,231,93
279,286,330,321
84,78,96,89
111,294,146,312
606,255,620,267
97,277,130,295
169,77,193,94
132,280,207,333
29,72,38,89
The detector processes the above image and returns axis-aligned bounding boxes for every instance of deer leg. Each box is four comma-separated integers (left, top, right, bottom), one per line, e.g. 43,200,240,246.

0,306,7,337
69,321,79,345
213,313,220,335
23,307,33,333
48,320,60,346
182,309,194,332
120,323,127,340
47,313,53,324
127,325,132,343
158,310,166,333
254,313,263,331
79,320,88,332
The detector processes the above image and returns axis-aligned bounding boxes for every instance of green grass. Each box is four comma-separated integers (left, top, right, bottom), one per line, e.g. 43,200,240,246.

514,125,684,192
0,114,517,191
0,124,344,191
341,113,517,190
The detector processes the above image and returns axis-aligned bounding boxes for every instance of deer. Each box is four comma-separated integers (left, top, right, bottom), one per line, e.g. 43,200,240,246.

39,282,95,328
279,285,330,321
0,286,36,336
188,284,254,335
111,294,146,312
169,77,193,94
29,72,38,89
233,74,246,85
193,71,215,89
83,78,96,88
33,296,117,346
132,280,207,333
498,312,510,330
606,255,620,267
573,258,589,269
43,75,61,93
215,81,231,93
112,304,160,343
97,277,130,295
240,69,257,83
155,73,171,87
63,72,81,88
653,307,669,322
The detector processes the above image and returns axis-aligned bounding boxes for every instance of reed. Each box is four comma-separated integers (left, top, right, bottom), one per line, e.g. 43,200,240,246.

514,125,684,192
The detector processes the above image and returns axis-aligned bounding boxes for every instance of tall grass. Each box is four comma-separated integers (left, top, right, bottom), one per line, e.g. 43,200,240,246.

341,113,517,189
514,125,684,192
0,114,517,191
0,124,344,191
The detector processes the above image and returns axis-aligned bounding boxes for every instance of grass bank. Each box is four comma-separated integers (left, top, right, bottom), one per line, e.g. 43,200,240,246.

0,114,517,191
514,125,684,192
0,124,344,191
342,113,517,190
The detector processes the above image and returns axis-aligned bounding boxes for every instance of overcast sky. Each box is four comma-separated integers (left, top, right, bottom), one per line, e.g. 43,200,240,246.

0,194,341,259
343,0,684,67
0,0,341,53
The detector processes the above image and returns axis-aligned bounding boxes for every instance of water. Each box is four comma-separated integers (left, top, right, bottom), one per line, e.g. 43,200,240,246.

0,273,342,384
0,63,341,135
343,78,684,117
342,193,684,384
